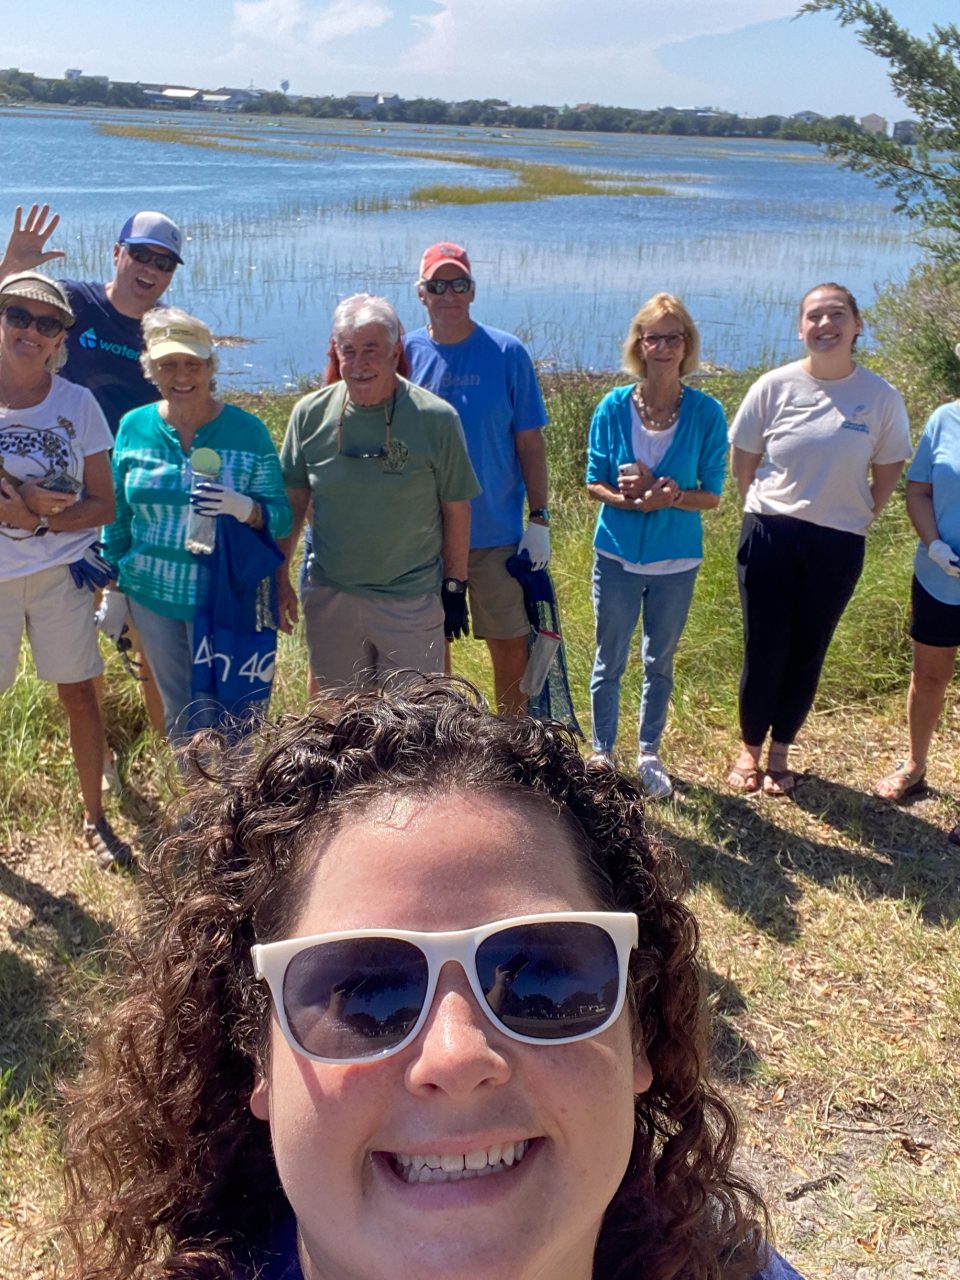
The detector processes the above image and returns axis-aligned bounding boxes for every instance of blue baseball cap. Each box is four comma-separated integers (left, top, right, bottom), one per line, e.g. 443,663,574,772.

117,211,183,264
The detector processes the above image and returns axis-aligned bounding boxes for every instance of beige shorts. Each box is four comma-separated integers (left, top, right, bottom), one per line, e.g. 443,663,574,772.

0,564,104,693
468,546,529,640
302,582,445,692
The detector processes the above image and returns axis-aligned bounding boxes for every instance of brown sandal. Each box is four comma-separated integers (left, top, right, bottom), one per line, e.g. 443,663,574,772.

874,763,926,804
763,768,796,797
727,762,762,793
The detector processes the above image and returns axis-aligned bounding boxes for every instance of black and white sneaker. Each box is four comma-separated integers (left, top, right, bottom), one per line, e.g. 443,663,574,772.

83,817,134,871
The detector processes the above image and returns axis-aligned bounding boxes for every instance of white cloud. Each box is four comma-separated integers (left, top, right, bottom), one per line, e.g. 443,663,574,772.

232,0,393,54
399,0,803,105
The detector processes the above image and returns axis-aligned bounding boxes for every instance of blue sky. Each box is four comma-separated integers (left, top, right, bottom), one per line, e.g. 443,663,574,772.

3,1,955,117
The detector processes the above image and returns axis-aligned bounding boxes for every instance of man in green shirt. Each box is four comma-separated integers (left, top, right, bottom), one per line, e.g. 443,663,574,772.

279,294,479,691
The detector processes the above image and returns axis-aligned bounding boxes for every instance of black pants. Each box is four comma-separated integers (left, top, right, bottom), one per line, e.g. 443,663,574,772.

736,513,865,745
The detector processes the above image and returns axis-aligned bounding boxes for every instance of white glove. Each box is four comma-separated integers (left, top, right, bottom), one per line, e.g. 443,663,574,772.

928,539,960,578
191,481,254,523
96,589,131,642
517,521,551,571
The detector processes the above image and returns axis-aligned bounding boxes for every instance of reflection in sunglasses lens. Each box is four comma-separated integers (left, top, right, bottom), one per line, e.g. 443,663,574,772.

3,305,65,337
426,277,472,295
126,244,178,273
476,922,619,1040
284,937,428,1059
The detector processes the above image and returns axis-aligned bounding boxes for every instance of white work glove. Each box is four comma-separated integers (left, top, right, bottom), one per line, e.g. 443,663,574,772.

517,521,551,571
95,589,131,642
191,481,254,523
928,539,960,578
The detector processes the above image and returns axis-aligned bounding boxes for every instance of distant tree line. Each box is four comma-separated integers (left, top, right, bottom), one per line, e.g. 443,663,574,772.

0,68,863,141
243,93,863,140
0,68,146,108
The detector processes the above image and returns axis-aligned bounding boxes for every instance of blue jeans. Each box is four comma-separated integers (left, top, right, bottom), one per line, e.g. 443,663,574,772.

589,555,698,755
128,600,223,746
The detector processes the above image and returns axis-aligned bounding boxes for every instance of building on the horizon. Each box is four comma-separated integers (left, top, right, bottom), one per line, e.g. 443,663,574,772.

791,110,823,126
860,113,888,136
893,119,917,144
347,91,400,115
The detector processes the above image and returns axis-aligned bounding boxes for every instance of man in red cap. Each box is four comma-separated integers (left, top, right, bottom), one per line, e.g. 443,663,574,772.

405,241,550,715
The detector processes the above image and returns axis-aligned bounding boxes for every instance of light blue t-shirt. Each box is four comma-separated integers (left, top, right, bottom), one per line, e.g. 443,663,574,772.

405,323,548,548
907,400,960,606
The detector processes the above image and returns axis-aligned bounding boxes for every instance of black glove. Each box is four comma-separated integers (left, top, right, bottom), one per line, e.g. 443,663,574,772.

441,578,470,640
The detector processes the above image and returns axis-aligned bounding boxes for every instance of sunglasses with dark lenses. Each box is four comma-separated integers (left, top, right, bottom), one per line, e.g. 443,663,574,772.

252,911,638,1064
2,304,66,338
423,276,473,296
123,243,179,273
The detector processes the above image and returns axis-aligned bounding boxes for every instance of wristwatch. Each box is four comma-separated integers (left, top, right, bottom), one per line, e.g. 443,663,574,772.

443,578,467,593
33,516,50,537
528,507,550,524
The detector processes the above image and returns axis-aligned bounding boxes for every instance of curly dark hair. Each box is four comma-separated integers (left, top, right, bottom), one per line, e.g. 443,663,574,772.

59,679,769,1280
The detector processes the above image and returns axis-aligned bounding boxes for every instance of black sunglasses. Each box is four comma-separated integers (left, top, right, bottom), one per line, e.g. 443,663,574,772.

2,304,66,338
123,243,179,273
424,276,473,295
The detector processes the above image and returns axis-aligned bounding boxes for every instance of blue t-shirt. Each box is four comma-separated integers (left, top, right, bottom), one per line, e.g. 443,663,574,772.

238,1215,805,1279
404,322,548,548
59,279,157,435
907,400,960,606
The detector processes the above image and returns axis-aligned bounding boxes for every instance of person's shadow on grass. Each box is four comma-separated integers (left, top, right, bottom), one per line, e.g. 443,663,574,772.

0,858,115,1102
659,775,958,941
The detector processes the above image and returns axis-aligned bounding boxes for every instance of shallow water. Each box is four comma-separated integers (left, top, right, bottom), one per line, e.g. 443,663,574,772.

0,106,922,388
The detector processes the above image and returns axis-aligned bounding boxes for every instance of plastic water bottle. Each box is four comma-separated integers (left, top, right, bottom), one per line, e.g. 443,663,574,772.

519,628,562,697
185,447,221,556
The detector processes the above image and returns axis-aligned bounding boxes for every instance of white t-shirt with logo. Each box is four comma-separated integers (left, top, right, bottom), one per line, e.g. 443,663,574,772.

729,361,911,535
0,376,113,579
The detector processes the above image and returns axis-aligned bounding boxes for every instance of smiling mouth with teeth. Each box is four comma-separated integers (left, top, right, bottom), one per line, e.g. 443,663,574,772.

389,1139,532,1184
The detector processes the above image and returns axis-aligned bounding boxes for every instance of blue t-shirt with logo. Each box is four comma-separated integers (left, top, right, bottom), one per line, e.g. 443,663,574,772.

59,280,157,435
908,400,960,606
404,323,547,549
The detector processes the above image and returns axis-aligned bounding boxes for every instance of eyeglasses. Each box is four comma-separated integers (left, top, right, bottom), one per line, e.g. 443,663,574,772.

640,333,685,350
2,304,66,338
423,276,473,296
123,243,179,273
337,386,396,460
252,910,638,1064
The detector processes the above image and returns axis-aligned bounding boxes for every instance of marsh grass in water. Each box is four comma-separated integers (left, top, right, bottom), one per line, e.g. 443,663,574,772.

94,122,672,207
1,373,958,1278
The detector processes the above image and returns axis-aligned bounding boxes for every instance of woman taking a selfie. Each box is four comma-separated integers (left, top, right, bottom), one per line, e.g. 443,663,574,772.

59,680,802,1280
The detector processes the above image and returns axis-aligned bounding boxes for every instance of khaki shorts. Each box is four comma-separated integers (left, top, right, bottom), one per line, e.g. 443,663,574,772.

302,582,445,692
468,546,529,640
0,564,104,693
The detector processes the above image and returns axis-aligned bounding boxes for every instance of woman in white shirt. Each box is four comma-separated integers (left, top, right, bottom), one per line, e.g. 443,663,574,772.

727,283,911,795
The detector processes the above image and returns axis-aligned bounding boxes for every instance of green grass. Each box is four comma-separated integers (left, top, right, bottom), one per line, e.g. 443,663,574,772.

2,371,959,1277
93,123,672,208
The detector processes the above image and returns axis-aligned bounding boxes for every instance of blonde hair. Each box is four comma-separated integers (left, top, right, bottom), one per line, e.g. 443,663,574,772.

621,293,701,379
139,306,219,386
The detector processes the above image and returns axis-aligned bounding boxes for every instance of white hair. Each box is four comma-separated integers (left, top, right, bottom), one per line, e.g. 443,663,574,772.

331,294,401,346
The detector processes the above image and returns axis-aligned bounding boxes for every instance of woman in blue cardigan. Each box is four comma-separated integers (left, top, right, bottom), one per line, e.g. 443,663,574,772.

586,294,727,798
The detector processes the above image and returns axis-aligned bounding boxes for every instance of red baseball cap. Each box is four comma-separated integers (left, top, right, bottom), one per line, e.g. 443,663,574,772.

418,242,471,281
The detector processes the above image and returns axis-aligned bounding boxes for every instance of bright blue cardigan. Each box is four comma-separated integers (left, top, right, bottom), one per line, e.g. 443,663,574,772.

586,383,727,566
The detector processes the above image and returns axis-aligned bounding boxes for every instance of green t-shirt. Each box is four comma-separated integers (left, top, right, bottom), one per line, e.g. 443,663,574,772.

281,379,480,597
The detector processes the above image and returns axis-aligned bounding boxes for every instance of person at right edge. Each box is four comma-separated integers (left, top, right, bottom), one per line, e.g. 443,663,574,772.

727,283,911,796
404,241,550,715
874,345,960,845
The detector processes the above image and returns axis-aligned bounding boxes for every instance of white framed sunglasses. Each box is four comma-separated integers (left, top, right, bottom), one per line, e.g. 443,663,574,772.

251,910,639,1065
